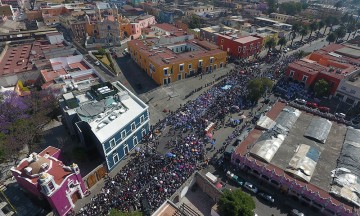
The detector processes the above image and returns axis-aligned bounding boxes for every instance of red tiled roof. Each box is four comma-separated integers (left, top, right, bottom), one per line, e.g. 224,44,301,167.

153,23,179,32
15,147,71,185
128,38,226,66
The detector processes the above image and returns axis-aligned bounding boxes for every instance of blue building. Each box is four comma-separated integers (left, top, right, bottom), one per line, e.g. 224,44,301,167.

61,81,150,170
158,10,174,24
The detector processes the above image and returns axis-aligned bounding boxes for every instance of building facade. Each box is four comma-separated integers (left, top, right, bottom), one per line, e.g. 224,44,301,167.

61,81,150,170
11,146,87,216
285,51,359,96
217,34,263,58
127,35,227,85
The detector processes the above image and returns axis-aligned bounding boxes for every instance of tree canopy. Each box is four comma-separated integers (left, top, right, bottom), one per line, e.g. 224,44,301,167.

218,189,255,216
326,32,337,44
314,79,331,97
247,78,273,102
0,89,59,163
279,2,308,15
188,15,201,29
109,209,142,216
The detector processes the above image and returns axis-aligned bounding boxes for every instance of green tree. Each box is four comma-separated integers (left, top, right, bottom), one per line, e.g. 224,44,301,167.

299,26,308,42
314,79,331,97
347,21,357,40
326,32,337,44
309,22,318,39
188,15,201,29
290,23,300,45
335,26,346,42
265,37,277,53
109,209,142,216
334,1,343,11
218,189,255,216
267,0,277,14
247,78,273,102
329,17,339,32
278,37,287,50
98,48,106,55
279,2,303,15
324,17,332,34
318,20,325,35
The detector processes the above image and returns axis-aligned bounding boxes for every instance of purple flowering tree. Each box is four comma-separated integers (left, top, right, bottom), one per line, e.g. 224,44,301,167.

0,88,59,163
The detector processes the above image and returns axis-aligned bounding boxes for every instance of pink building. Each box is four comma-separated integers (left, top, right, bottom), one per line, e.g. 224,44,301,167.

131,14,156,39
11,146,87,216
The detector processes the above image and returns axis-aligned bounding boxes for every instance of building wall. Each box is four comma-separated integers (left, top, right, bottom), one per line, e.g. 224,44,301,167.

25,10,42,20
158,10,174,24
70,22,86,39
336,78,360,105
128,42,227,85
106,120,149,170
185,6,214,17
217,35,263,58
12,174,42,198
46,173,86,216
97,19,121,45
285,66,317,87
199,29,218,44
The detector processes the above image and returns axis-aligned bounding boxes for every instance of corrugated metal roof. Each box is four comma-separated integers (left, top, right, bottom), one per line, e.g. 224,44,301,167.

304,118,332,143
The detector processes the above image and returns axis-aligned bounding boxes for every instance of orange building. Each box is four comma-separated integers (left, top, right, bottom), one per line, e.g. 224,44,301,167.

128,37,227,85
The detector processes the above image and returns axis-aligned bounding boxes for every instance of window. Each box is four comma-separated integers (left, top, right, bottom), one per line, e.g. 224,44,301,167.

257,42,260,48
289,70,294,77
110,138,116,148
178,74,182,80
140,115,144,124
48,182,55,191
220,62,223,68
131,122,136,131
188,64,192,70
113,153,119,164
238,46,242,53
302,75,308,82
210,57,214,64
243,47,246,53
121,130,126,139
198,60,203,67
221,39,224,43
163,67,169,75
179,63,184,72
250,43,253,50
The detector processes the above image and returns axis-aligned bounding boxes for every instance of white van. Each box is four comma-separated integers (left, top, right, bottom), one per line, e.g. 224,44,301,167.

206,172,218,184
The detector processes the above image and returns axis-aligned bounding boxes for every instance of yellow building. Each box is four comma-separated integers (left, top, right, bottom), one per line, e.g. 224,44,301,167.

256,27,279,46
127,38,227,85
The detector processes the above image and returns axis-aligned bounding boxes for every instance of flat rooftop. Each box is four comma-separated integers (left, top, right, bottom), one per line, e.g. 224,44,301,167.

65,81,148,143
271,110,347,191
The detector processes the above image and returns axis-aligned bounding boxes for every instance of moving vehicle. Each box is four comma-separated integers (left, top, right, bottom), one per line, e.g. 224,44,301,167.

94,60,100,66
257,192,274,203
244,182,258,193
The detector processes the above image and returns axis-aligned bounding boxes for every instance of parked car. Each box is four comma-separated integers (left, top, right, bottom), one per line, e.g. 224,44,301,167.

94,60,100,66
335,113,346,118
244,182,258,193
318,106,330,113
257,192,275,203
306,102,318,108
290,209,305,216
295,98,306,105
226,171,244,187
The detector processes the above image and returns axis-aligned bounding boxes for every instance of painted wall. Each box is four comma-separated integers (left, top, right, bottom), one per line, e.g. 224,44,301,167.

285,66,317,87
128,42,227,85
102,110,149,154
46,174,85,216
12,174,42,198
217,35,263,58
106,121,149,170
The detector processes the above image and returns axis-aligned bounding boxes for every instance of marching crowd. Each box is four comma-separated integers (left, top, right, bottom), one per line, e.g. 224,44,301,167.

74,51,301,216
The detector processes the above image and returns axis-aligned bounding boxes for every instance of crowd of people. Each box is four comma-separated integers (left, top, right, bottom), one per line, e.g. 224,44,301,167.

74,50,302,216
